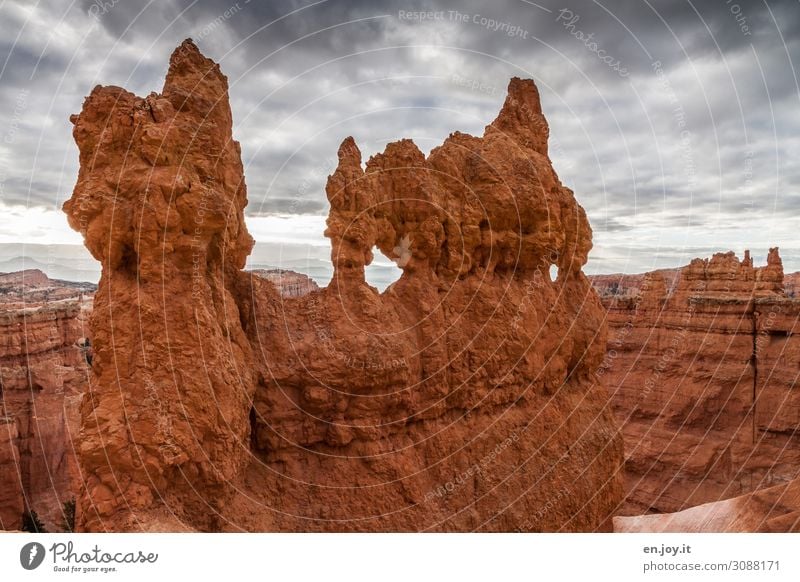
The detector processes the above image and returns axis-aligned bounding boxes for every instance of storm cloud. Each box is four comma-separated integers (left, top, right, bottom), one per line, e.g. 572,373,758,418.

0,0,798,274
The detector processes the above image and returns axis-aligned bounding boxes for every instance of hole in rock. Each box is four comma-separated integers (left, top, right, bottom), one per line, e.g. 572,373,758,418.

364,248,403,291
549,264,559,282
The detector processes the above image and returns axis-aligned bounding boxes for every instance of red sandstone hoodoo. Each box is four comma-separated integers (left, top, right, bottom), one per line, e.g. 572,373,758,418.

62,39,623,531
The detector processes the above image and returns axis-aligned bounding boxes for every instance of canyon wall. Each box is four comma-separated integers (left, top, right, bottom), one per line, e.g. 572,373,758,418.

0,271,91,530
786,272,799,297
249,269,319,297
62,40,623,532
592,251,800,516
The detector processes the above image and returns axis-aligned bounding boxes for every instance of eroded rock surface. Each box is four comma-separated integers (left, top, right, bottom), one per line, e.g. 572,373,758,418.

614,475,800,532
786,271,799,297
0,271,91,530
63,40,623,532
63,40,255,532
249,269,319,298
592,251,800,518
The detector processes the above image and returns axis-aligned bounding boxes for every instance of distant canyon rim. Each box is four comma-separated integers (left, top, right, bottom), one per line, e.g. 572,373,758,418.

1,39,798,533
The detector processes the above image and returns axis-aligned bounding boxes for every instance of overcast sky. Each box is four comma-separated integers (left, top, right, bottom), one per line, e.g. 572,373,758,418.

1,0,798,278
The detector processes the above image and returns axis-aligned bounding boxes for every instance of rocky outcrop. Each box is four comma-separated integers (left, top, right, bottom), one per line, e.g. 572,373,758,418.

63,40,623,532
595,250,800,519
786,272,799,297
64,39,255,532
0,269,49,288
591,269,680,299
0,298,90,530
614,475,800,532
0,269,95,308
249,269,319,297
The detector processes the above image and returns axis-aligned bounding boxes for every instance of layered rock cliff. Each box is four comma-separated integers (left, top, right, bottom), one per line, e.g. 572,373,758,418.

0,272,91,530
62,40,623,532
592,250,800,517
786,272,799,297
249,269,319,297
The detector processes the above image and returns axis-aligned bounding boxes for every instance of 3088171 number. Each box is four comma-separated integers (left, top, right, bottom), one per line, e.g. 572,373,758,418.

730,560,779,571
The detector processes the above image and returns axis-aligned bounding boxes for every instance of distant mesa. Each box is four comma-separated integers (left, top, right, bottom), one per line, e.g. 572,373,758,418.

0,268,96,307
249,269,320,297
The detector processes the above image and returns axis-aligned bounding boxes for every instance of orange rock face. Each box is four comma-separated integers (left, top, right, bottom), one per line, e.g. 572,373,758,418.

63,40,623,531
591,269,680,299
786,271,799,297
249,269,319,297
63,40,255,532
0,271,91,530
593,250,800,519
0,419,23,529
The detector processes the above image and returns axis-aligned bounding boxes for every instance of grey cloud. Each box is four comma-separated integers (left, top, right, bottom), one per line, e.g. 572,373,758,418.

0,0,798,273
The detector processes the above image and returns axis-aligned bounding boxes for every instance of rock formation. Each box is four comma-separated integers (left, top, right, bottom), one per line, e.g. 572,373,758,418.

786,271,799,297
0,418,23,529
614,475,800,532
0,269,49,289
62,39,623,532
249,269,319,297
63,40,255,532
591,269,680,299
592,250,800,519
0,269,95,307
0,271,91,530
